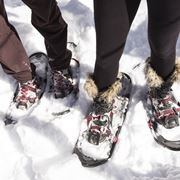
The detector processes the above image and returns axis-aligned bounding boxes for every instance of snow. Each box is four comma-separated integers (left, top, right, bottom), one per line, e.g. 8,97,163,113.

0,0,180,180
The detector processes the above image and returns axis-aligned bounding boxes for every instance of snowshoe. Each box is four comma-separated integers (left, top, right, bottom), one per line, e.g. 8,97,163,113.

74,72,132,167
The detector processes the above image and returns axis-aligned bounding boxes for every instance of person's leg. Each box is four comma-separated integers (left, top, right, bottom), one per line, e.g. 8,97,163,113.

0,0,21,39
147,0,180,80
84,0,141,121
0,0,30,82
93,0,141,91
0,15,32,83
0,8,40,109
21,0,75,98
74,0,140,152
22,0,71,70
145,0,180,129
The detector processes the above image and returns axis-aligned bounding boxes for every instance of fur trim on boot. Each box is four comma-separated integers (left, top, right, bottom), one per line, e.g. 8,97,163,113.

84,74,122,103
84,74,98,99
171,57,180,82
145,63,164,88
145,58,180,88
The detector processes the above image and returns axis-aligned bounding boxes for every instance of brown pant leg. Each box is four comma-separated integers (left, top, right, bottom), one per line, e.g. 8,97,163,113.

22,0,71,70
0,0,20,39
0,14,32,83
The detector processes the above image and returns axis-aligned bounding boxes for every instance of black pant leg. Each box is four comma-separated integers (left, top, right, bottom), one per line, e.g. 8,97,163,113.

93,0,141,90
22,0,70,70
147,0,180,79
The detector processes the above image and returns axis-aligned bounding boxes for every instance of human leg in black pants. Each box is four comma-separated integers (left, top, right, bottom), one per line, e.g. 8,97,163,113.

145,0,180,130
22,0,78,98
93,0,141,91
84,0,141,123
147,0,180,80
22,0,71,70
75,1,142,161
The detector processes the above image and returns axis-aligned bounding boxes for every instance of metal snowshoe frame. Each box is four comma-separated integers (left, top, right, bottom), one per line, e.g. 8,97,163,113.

148,118,180,151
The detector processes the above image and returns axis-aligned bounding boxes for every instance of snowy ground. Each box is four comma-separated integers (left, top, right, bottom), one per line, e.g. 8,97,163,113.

0,0,180,180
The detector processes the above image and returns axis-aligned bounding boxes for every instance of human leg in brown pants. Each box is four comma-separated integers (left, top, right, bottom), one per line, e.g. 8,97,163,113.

0,0,32,83
0,0,41,109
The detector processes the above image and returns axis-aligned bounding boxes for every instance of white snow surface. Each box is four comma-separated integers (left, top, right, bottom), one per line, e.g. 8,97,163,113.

0,0,180,180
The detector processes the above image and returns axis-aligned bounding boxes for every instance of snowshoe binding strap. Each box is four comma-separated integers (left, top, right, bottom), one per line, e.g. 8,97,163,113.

155,107,180,129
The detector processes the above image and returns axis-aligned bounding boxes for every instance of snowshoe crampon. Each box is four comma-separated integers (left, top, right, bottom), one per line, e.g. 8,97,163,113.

74,73,132,167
